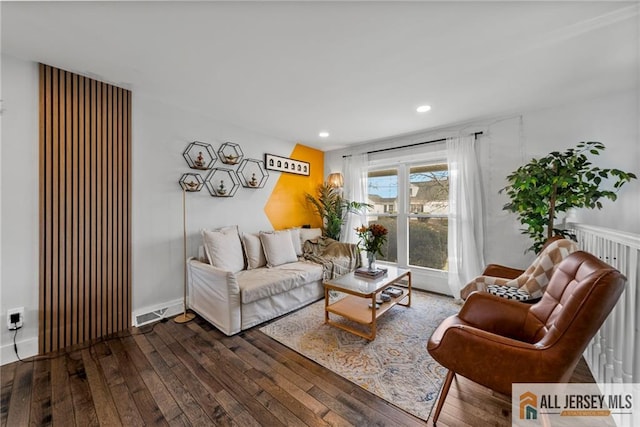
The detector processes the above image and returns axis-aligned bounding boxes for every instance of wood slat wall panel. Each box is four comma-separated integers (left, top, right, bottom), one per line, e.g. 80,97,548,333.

39,64,131,354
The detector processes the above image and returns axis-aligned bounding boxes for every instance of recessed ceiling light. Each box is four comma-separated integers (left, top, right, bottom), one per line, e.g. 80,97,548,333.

319,131,330,138
416,105,431,113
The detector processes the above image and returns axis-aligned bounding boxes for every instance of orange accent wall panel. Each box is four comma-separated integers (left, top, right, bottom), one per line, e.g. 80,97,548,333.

264,144,324,230
39,64,131,353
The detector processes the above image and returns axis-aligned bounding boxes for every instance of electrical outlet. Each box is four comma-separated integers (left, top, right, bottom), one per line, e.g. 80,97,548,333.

7,307,24,330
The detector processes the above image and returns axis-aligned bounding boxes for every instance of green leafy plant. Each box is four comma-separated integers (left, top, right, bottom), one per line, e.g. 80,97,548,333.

305,183,371,240
501,141,636,253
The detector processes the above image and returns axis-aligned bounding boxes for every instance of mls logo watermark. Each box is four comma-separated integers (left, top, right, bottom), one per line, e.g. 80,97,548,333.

512,383,640,426
520,391,538,420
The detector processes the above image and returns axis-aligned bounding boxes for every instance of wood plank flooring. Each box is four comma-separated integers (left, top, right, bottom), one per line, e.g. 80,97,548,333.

1,314,595,426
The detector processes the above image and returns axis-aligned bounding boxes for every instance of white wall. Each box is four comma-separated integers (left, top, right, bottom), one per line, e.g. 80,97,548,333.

325,90,639,287
132,95,295,317
0,56,39,363
523,91,639,233
0,54,299,364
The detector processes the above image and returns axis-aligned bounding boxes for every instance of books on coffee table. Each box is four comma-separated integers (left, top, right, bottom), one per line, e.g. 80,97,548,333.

354,267,388,278
383,287,403,298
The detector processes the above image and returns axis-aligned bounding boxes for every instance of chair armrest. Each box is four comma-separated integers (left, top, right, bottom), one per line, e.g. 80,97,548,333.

187,258,241,335
458,291,530,337
482,263,524,279
428,321,546,395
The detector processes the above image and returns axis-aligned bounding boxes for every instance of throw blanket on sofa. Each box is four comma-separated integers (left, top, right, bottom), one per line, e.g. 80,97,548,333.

302,237,360,279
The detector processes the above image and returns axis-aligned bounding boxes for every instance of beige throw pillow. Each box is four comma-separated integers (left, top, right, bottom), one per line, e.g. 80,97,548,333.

299,227,322,244
288,227,303,256
259,230,298,267
202,226,245,273
242,233,267,270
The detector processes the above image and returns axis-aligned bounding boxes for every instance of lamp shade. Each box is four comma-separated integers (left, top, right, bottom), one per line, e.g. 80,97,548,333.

327,172,344,188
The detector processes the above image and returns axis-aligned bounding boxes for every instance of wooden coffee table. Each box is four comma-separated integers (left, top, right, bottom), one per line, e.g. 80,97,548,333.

323,266,411,340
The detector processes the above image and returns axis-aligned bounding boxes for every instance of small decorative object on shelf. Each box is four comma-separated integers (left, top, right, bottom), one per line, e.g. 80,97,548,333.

178,172,205,192
218,142,244,165
237,158,269,188
183,141,217,170
218,180,227,195
205,168,240,197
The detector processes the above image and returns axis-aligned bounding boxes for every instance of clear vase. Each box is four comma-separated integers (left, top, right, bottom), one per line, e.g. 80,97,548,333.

367,252,376,271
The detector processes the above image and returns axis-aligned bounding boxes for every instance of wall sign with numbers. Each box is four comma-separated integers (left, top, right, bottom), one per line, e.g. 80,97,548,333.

264,153,310,176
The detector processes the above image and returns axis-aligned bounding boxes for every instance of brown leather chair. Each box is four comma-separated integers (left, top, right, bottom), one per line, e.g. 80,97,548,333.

427,251,626,425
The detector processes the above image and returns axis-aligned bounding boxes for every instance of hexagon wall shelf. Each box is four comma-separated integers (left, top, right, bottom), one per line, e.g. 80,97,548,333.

218,142,244,166
183,141,217,170
178,172,205,192
237,159,269,188
205,168,240,197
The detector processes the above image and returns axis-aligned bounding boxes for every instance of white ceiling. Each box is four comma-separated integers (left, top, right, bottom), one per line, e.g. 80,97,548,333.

2,1,638,150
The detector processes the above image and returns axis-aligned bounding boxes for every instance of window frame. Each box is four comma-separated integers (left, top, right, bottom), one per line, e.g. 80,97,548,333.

366,157,449,272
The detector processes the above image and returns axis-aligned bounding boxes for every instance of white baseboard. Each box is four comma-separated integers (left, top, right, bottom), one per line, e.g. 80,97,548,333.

1,335,38,366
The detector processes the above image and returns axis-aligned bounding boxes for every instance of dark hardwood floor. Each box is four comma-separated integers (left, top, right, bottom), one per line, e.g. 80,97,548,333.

1,314,595,426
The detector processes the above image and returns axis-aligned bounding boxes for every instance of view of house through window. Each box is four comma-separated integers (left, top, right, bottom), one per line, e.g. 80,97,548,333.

366,162,449,270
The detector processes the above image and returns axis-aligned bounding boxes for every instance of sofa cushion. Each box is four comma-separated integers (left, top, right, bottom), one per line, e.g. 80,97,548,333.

260,230,298,267
202,226,244,273
300,227,322,244
242,233,267,269
288,227,303,256
237,261,323,303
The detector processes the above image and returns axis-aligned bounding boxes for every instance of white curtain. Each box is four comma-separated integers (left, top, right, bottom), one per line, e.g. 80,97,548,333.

341,153,369,243
447,136,485,299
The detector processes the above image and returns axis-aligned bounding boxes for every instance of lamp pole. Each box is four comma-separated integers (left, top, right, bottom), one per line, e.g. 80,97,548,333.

175,187,196,323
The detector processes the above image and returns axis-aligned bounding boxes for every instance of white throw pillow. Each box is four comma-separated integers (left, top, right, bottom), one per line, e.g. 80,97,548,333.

259,230,298,267
201,226,245,273
299,227,322,244
242,233,267,270
288,227,303,256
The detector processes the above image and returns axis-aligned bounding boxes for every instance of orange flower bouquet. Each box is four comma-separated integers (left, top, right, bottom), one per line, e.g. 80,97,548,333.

355,224,388,257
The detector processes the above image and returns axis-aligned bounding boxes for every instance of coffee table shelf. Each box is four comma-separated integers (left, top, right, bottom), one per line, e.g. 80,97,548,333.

326,289,410,324
323,266,411,340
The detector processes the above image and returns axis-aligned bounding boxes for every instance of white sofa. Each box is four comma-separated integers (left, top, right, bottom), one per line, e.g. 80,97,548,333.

187,226,359,335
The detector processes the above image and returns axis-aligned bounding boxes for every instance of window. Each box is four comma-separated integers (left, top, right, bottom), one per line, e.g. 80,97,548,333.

407,164,448,270
367,161,449,270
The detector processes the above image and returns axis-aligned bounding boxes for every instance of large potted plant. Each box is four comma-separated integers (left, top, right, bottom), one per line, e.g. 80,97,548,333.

501,141,636,253
305,182,370,240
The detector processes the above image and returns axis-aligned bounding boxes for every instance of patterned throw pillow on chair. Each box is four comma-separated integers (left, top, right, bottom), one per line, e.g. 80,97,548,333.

486,284,531,301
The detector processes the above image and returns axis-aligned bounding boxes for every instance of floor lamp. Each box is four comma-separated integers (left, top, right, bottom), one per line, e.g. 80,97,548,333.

175,187,196,323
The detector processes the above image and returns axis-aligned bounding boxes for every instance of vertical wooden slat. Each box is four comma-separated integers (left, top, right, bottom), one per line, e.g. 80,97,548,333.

91,78,98,341
72,73,80,345
126,91,132,327
65,71,73,348
52,67,60,353
101,82,108,337
116,87,123,331
74,75,87,342
81,75,90,344
39,64,132,353
106,85,112,335
39,64,47,354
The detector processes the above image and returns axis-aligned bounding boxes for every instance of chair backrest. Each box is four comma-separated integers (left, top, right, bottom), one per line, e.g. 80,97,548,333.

523,251,626,379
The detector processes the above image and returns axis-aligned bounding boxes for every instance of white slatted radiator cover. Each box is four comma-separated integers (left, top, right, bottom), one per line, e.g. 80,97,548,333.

566,222,640,383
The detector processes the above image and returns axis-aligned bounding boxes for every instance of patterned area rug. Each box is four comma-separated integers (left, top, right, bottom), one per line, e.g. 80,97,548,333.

259,291,460,421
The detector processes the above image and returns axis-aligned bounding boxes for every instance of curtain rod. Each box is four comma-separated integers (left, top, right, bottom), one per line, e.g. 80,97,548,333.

343,131,483,158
